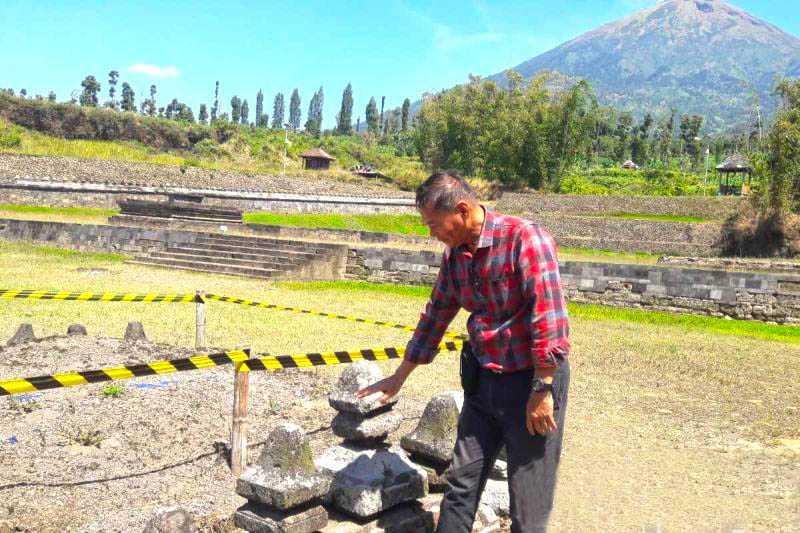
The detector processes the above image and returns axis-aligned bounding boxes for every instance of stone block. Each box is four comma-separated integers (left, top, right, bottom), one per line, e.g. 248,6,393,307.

7,323,35,346
400,391,463,464
315,444,428,518
479,479,510,518
234,502,328,533
328,361,397,415
124,321,148,342
142,506,197,533
67,323,87,336
321,501,435,532
331,408,402,442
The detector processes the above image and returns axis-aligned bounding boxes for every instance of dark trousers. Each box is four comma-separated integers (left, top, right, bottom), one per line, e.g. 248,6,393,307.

437,361,570,533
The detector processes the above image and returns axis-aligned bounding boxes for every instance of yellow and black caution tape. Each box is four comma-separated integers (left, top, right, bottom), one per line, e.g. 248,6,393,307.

205,293,467,341
0,349,250,397
0,289,200,304
242,339,464,372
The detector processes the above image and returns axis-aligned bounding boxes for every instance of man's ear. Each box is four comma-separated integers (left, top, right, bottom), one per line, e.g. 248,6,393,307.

455,201,470,221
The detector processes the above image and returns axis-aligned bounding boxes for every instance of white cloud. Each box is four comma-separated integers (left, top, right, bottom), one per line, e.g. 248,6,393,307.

127,63,180,79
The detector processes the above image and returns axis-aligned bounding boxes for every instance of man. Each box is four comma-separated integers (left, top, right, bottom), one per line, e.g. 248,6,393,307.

357,171,570,533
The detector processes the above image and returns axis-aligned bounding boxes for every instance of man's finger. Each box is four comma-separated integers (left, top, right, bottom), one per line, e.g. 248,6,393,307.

526,414,535,435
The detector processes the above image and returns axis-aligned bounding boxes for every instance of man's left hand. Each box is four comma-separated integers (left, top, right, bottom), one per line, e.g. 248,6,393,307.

526,391,557,436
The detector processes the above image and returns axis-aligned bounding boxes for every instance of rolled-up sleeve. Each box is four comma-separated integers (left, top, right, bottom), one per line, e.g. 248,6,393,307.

404,251,461,365
516,225,570,368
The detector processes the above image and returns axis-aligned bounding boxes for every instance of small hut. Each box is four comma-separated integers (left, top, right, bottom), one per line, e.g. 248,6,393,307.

621,160,639,170
716,154,753,196
299,148,336,170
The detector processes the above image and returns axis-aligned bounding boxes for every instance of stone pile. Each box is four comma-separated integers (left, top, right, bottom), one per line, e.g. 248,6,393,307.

234,422,331,533
316,361,428,520
6,323,35,346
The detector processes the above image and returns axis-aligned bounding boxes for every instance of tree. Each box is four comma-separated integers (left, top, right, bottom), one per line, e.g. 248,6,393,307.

336,83,354,135
107,70,119,107
289,89,301,130
241,99,249,124
255,90,264,128
230,96,242,124
79,75,100,107
380,96,385,126
272,92,285,129
679,114,704,161
47,91,56,102
120,82,135,111
19,89,27,98
365,97,379,134
211,81,220,122
304,86,323,136
199,104,209,125
767,79,800,214
401,98,410,131
177,103,195,123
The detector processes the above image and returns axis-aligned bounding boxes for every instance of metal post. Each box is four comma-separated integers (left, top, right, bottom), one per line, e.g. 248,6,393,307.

704,147,710,196
195,290,205,350
231,363,250,476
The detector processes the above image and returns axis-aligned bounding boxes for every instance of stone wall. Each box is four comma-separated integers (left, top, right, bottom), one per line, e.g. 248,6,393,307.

0,181,417,214
345,247,800,324
497,192,740,219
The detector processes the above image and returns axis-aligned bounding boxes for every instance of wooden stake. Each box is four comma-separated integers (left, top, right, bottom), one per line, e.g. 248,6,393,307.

195,290,205,350
231,363,250,477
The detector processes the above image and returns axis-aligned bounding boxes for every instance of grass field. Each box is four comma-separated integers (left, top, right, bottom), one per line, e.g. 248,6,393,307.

1,239,798,530
607,212,714,223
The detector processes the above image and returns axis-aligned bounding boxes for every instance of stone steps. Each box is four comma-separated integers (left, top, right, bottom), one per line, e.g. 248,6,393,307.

128,257,282,279
149,250,295,270
190,238,325,256
162,245,313,263
194,234,343,250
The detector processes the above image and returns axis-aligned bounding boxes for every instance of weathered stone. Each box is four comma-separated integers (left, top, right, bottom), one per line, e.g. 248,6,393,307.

234,502,328,533
408,455,451,493
142,507,197,533
236,422,330,510
328,361,397,415
315,444,428,518
322,501,435,532
67,323,87,336
413,495,500,533
124,321,148,342
7,323,35,346
331,408,402,442
400,391,463,464
479,479,509,518
489,459,507,481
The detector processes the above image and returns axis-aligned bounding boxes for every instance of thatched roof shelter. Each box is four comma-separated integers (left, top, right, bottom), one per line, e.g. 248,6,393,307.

715,153,753,196
299,148,336,170
716,153,753,173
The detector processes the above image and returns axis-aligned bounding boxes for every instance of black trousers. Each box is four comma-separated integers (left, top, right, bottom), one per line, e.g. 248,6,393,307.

437,361,570,533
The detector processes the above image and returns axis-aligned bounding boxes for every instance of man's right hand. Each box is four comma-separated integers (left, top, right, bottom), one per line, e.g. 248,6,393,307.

356,360,418,405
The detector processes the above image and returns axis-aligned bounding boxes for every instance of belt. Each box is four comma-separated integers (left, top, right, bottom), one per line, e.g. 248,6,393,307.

479,366,534,376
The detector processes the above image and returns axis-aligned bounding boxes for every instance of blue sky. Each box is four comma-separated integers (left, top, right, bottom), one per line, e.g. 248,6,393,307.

1,0,797,128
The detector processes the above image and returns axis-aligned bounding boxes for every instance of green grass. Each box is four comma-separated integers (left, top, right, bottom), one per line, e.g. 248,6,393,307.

606,212,712,223
244,212,430,237
277,280,433,298
0,204,117,218
558,246,662,264
0,240,129,262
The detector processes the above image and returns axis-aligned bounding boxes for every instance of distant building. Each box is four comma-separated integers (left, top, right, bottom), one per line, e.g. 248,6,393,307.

716,154,753,196
299,148,336,170
621,160,639,170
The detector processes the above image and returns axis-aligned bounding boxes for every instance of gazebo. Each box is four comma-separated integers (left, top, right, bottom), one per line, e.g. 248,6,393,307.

716,154,753,196
621,160,639,170
299,148,336,170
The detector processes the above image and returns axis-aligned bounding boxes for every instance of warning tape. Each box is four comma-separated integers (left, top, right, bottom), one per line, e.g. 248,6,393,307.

0,349,250,397
0,289,199,303
242,340,464,372
0,340,466,397
204,293,467,341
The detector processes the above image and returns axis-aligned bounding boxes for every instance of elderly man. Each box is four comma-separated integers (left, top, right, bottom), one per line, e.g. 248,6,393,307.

358,171,570,533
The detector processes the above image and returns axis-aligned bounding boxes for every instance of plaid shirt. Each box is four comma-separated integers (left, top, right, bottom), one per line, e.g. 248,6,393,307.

405,208,570,371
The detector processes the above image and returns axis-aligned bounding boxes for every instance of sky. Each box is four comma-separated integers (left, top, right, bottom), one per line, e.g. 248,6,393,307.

1,0,797,128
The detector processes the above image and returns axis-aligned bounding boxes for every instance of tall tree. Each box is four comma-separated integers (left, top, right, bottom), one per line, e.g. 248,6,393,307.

120,82,135,111
255,90,264,128
177,103,195,123
199,104,209,125
304,86,323,136
289,89,301,130
211,81,220,122
336,83,354,135
767,79,800,213
272,92,285,129
47,91,56,102
79,75,100,107
19,89,27,98
401,98,410,131
241,99,249,124
379,96,385,126
230,96,242,124
365,97,379,134
107,70,119,106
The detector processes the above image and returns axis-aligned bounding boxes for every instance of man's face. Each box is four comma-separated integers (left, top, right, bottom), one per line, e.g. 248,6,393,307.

419,204,468,248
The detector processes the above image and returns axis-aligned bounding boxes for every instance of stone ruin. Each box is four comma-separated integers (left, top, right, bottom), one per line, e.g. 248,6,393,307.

234,422,331,532
233,362,506,532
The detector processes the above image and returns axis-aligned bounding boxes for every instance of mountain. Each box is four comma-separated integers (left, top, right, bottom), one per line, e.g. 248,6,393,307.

487,0,800,131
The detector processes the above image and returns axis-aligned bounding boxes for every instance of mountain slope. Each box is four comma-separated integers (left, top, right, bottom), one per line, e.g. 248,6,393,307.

489,0,800,131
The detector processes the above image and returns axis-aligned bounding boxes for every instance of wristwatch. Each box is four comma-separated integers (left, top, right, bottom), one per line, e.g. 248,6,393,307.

531,377,554,394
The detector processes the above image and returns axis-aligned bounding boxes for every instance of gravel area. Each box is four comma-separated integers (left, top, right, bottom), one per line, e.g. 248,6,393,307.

0,154,413,198
0,334,429,532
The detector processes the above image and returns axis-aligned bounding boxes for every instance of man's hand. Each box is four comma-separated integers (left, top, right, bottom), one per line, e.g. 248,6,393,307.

526,391,557,436
356,360,418,405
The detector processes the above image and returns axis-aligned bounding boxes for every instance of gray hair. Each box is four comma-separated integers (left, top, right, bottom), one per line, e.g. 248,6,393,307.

415,170,477,211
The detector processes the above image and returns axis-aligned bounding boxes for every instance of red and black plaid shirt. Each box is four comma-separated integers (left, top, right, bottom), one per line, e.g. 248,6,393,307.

405,208,570,371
